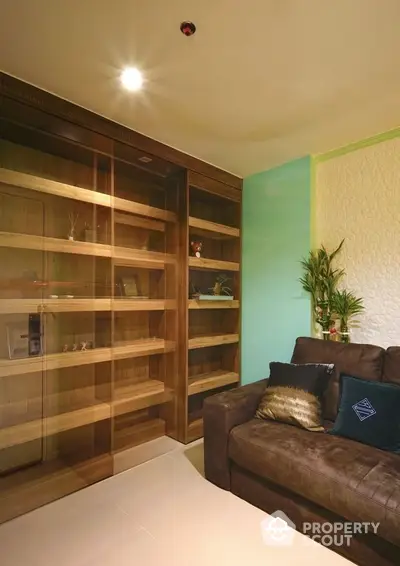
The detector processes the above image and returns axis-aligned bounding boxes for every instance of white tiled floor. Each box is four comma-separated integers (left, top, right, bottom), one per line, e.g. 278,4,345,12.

0,441,352,565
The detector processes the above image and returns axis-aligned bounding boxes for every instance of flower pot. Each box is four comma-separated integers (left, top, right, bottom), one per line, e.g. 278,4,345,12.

339,321,350,343
322,331,331,341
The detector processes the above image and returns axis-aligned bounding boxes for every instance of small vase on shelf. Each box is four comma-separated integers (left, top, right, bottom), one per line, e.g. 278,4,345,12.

339,321,350,343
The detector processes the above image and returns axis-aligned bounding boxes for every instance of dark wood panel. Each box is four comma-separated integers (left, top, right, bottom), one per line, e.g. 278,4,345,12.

188,171,242,202
0,98,113,156
0,72,242,189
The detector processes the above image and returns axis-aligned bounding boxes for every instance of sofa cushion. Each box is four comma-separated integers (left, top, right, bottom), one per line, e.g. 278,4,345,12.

229,418,400,547
256,362,334,431
383,347,400,385
330,375,400,453
291,337,385,420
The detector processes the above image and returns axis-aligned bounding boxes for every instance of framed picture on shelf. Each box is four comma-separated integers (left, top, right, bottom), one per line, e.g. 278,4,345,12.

6,315,42,359
118,275,146,298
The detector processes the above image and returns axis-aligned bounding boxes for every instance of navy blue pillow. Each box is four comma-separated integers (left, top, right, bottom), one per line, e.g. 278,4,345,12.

330,375,400,453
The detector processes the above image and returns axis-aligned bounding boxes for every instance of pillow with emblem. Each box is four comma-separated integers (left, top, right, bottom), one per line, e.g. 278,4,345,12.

256,362,334,432
329,375,400,452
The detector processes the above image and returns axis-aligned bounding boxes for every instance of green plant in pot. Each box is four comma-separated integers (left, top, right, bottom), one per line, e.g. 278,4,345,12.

299,240,345,340
331,290,365,343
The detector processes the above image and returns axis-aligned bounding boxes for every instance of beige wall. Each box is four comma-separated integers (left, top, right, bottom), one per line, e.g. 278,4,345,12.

315,136,400,347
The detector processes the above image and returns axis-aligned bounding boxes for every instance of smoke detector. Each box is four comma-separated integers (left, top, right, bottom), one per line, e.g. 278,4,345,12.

180,21,196,36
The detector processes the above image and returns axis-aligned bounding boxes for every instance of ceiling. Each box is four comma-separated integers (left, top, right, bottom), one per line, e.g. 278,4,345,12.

1,0,399,177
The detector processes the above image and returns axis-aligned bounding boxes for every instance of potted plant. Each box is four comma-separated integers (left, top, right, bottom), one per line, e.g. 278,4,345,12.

299,240,344,339
331,290,365,343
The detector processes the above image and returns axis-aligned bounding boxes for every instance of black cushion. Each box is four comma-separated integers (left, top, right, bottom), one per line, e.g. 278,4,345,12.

330,375,400,453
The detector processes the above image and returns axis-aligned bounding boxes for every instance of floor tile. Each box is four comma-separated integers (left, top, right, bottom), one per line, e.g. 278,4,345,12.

0,441,352,566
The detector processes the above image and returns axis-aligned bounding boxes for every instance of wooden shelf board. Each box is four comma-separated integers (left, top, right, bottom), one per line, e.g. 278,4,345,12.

0,401,111,450
114,212,165,232
0,339,175,378
0,168,111,209
189,216,240,238
188,370,239,396
188,334,239,350
189,256,239,272
0,298,112,314
113,380,170,417
188,299,239,310
114,246,175,270
187,418,204,442
0,454,112,524
113,299,176,311
0,168,176,223
0,231,112,258
113,196,176,223
0,378,173,450
0,348,112,378
0,298,176,314
113,418,166,453
113,339,175,361
0,231,176,269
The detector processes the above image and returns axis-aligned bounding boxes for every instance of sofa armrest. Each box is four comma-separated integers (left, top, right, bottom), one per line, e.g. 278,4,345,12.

203,379,267,490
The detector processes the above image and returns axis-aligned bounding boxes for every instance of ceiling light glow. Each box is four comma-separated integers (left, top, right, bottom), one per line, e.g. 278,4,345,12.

120,67,143,91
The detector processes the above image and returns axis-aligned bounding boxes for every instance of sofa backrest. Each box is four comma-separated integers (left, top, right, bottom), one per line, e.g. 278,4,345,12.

291,337,385,421
383,347,400,385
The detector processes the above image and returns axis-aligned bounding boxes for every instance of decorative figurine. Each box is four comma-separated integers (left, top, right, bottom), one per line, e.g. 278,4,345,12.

68,212,79,241
190,241,203,258
209,274,232,296
80,341,88,351
189,281,201,299
62,344,69,353
72,343,78,352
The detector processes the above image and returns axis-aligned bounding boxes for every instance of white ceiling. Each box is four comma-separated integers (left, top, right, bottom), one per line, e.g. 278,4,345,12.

1,0,399,177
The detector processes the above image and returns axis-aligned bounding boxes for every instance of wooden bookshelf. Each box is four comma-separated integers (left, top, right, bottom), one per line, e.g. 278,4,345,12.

189,216,240,238
189,256,239,272
0,168,112,208
177,172,242,443
0,454,112,525
188,370,239,395
0,74,241,523
0,232,175,270
188,333,239,350
0,401,111,450
0,168,176,223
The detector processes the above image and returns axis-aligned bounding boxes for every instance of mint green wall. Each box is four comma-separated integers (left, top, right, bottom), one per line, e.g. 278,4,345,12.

241,156,311,385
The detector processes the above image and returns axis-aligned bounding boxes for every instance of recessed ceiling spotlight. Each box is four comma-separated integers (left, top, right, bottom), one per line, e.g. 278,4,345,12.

120,67,143,91
138,156,152,163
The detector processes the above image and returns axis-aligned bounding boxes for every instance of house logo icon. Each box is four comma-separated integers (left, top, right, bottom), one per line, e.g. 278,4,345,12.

260,510,296,546
352,398,376,421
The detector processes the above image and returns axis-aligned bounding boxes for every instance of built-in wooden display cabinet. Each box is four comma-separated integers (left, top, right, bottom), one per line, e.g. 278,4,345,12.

0,72,241,523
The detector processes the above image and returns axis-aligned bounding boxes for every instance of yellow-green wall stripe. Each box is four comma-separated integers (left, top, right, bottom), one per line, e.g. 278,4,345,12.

314,127,399,163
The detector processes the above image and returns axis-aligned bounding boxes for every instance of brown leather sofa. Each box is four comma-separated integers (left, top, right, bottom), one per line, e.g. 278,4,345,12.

204,337,400,566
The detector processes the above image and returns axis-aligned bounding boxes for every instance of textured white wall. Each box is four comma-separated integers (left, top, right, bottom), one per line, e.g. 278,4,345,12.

316,137,400,347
